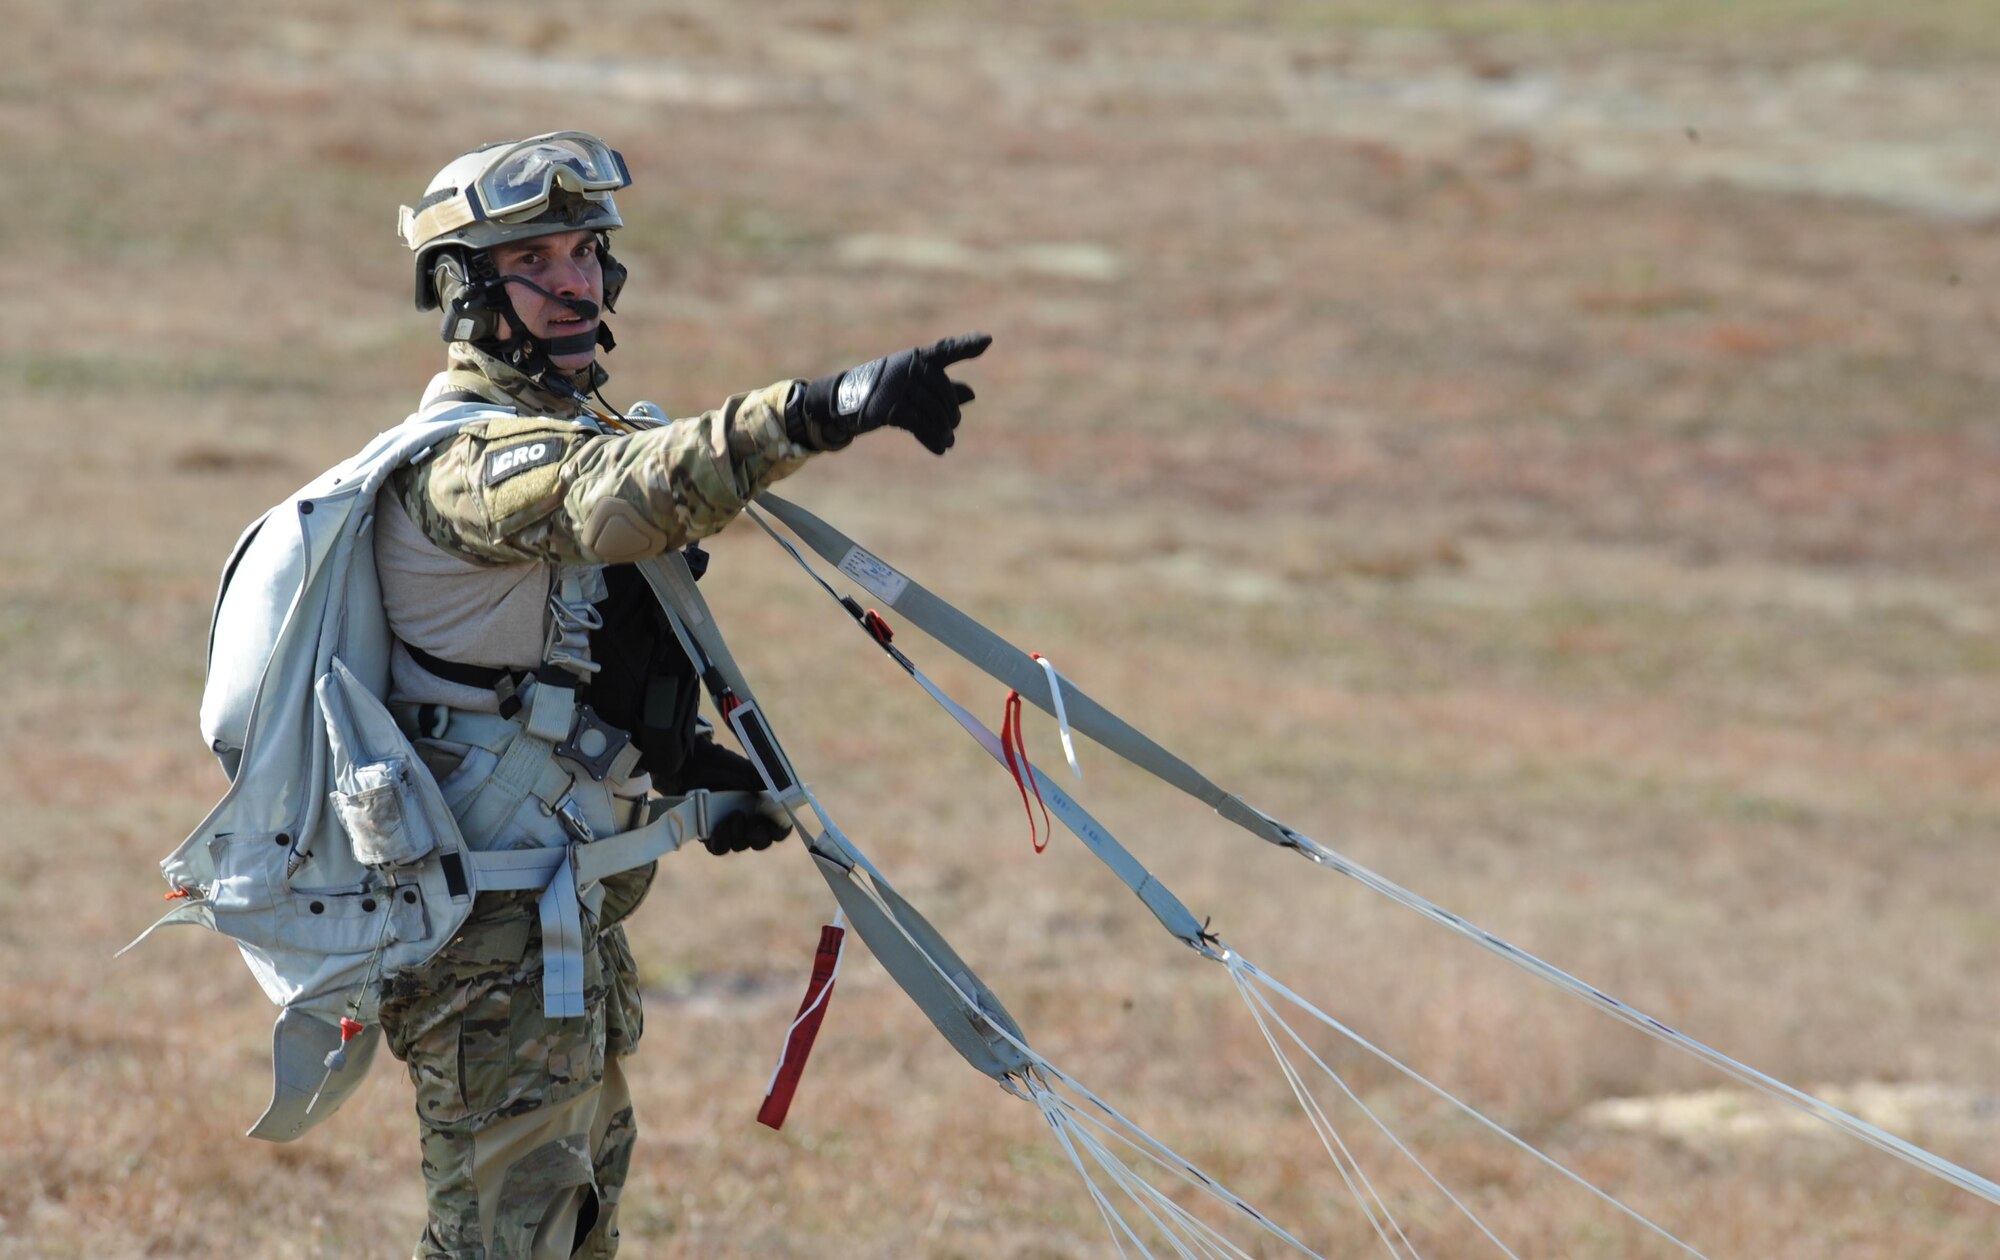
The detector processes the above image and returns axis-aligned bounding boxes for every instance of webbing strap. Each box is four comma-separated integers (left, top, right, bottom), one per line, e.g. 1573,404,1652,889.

753,493,2000,1211
737,502,1208,946
390,706,515,754
465,847,578,889
394,708,644,784
454,721,570,843
633,550,1036,1082
466,789,739,1019
540,851,587,1019
468,790,740,891
403,643,522,692
523,680,576,743
430,388,500,407
636,556,861,869
754,495,1296,853
872,620,1206,945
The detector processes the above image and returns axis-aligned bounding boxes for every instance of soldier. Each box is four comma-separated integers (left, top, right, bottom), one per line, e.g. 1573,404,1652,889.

377,132,989,1258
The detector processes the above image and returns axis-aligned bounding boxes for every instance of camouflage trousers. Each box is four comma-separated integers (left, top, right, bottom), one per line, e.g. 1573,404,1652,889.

380,890,648,1260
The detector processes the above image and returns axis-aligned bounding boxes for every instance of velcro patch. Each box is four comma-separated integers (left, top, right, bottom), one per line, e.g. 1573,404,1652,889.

484,438,564,487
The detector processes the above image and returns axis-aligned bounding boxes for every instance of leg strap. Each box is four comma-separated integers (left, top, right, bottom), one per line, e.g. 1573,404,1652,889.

466,790,754,1019
539,849,587,1020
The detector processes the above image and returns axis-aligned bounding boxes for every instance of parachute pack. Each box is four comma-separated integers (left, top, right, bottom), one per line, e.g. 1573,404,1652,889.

127,399,758,1141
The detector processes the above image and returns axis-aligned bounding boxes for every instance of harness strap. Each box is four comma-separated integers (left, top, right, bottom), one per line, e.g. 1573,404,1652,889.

391,705,523,755
523,678,577,743
738,504,1208,947
469,790,740,890
540,851,587,1018
393,704,640,783
390,680,672,1020
453,715,572,843
396,696,642,824
466,789,751,1018
404,643,526,693
633,551,1037,1084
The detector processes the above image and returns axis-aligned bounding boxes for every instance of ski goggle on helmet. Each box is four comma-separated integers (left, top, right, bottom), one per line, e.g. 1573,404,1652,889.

398,131,632,259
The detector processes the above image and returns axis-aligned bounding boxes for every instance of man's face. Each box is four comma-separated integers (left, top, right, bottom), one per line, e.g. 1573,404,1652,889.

489,228,606,373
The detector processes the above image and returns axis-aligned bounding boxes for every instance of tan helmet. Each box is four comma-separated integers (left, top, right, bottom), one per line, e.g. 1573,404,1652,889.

398,131,631,345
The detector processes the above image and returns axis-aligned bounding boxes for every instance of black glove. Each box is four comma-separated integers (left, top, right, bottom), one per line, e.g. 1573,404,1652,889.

705,805,789,855
674,738,793,855
787,331,991,455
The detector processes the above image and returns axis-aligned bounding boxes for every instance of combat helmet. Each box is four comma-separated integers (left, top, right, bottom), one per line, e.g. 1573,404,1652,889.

397,130,632,365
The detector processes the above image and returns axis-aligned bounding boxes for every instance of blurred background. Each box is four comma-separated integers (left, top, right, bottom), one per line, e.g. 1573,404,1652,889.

5,1,1999,1255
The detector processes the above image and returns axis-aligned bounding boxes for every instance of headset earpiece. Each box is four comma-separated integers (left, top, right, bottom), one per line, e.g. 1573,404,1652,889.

597,232,627,314
432,249,509,345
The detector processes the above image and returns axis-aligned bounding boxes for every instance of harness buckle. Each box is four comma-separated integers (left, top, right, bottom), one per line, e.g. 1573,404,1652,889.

553,794,596,844
417,703,449,740
689,788,711,846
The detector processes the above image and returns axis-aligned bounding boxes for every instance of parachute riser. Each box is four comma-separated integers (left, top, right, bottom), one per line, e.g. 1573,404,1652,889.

630,550,1036,1085
749,491,2000,1214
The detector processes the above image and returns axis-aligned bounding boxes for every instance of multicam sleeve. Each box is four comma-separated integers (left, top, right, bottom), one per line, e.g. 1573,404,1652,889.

393,382,812,565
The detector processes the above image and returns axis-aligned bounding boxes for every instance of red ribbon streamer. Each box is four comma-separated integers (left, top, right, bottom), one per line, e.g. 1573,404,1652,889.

1001,689,1053,853
757,924,846,1130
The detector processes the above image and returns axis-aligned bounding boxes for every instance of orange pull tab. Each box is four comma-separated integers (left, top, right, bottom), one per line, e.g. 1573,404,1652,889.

862,608,895,647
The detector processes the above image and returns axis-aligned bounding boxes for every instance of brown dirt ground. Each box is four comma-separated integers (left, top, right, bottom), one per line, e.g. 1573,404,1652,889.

5,1,2000,1256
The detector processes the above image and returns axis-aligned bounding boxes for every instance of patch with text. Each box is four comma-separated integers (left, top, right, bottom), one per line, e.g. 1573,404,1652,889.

484,439,565,487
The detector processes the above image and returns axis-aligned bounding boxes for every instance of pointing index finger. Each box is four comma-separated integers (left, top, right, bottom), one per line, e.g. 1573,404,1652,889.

925,331,993,367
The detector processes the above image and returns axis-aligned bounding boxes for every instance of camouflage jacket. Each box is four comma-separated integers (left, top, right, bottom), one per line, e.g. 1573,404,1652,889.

391,343,813,566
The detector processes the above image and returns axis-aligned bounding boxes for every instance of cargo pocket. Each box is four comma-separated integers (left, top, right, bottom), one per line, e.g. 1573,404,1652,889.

453,914,604,1124
601,924,645,1058
328,757,432,866
317,657,459,869
382,911,535,1126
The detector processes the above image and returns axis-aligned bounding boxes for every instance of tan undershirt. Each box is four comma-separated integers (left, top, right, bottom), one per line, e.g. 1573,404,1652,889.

374,487,552,713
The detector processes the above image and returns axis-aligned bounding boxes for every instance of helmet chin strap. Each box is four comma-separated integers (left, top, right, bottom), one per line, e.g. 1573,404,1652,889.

498,275,605,358
436,256,619,394
463,273,615,387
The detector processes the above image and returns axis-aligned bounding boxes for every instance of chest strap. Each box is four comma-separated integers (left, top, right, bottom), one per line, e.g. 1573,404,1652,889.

403,642,525,693
403,645,575,728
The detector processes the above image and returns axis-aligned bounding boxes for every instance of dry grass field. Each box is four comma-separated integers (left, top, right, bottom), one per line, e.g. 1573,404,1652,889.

6,0,2000,1255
